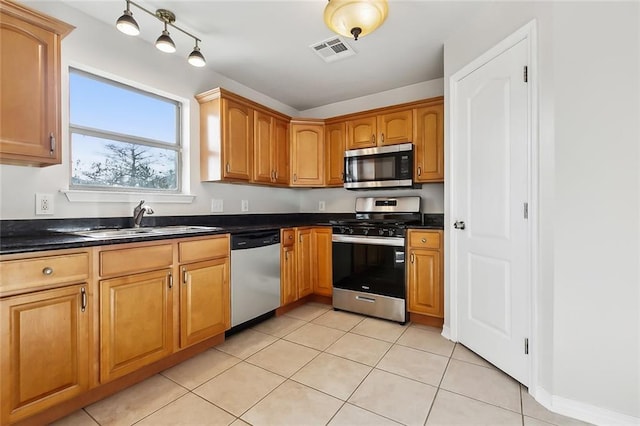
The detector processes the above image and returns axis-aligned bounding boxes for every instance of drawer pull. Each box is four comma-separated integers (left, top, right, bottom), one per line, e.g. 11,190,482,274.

182,268,188,285
81,287,87,312
168,272,173,289
410,253,415,263
417,166,422,176
421,238,427,243
42,267,53,276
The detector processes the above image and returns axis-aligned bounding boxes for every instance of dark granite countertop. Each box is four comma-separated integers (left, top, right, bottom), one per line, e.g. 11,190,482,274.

0,213,444,255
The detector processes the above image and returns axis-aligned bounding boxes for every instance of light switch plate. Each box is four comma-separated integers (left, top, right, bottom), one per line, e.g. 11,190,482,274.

319,201,326,211
241,200,249,212
211,198,223,212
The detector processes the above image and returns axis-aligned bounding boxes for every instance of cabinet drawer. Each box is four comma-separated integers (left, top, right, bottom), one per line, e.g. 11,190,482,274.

100,244,173,277
281,229,295,247
0,252,89,294
179,236,229,263
408,230,441,249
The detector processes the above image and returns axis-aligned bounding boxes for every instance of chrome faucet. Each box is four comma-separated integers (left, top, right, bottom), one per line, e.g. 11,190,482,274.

133,200,154,228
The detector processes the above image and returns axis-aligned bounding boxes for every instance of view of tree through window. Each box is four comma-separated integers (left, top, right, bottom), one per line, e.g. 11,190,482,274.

69,69,181,191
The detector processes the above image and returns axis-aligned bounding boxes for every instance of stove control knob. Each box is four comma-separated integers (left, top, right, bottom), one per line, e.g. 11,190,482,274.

363,228,369,235
378,228,385,236
348,228,354,234
341,227,348,234
389,229,395,237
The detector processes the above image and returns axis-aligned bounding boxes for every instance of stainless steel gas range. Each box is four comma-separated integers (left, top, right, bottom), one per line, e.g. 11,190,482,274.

331,196,422,324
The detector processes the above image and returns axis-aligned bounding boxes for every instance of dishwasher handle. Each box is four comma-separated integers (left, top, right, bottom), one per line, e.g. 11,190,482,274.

231,231,281,250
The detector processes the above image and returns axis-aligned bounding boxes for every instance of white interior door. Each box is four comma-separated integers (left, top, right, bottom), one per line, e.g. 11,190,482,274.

452,38,530,384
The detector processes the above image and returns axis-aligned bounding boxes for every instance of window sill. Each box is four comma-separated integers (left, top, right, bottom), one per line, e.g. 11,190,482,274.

61,190,195,204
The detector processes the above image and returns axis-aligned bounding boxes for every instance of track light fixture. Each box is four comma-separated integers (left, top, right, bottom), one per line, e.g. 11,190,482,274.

115,0,205,67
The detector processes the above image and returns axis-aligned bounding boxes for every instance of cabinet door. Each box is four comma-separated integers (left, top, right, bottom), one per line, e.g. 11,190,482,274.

290,123,324,186
281,244,297,305
325,122,346,187
378,109,413,146
253,110,273,184
180,258,230,348
0,10,63,165
273,118,289,185
222,98,253,181
414,103,444,182
296,229,313,297
346,115,377,149
407,249,443,317
0,285,89,424
312,228,333,296
100,269,173,382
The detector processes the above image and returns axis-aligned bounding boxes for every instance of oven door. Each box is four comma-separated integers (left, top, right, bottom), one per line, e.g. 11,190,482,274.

332,235,406,298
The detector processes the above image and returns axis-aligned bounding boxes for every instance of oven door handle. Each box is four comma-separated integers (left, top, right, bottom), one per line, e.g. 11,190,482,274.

332,234,405,247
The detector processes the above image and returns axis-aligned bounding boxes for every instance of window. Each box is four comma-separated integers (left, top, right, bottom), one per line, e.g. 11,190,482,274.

69,69,181,192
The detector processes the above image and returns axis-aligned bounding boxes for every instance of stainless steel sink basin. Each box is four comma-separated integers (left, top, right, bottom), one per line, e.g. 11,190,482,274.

73,225,222,239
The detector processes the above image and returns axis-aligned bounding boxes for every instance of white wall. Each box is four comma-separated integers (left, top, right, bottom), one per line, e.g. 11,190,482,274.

444,1,639,423
0,1,300,220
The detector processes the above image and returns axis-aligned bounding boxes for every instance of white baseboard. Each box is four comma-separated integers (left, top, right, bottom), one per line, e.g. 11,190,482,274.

533,386,640,426
441,325,453,341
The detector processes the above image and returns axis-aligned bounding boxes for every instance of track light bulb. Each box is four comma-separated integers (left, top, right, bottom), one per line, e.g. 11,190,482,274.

156,29,176,53
116,6,139,36
188,44,206,67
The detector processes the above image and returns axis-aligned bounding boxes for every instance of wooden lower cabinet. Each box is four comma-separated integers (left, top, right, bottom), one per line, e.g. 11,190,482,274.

0,284,89,424
312,228,333,297
179,258,230,348
99,269,174,383
407,230,444,318
296,228,314,298
280,244,297,305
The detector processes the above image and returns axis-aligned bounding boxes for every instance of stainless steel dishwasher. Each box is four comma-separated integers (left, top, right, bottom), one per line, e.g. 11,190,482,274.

230,230,281,327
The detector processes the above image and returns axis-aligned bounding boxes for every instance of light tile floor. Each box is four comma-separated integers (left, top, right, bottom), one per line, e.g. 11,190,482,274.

53,302,591,426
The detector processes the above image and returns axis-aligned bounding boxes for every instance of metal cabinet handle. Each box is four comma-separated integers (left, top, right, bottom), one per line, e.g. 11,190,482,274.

421,238,427,243
288,235,293,240
168,272,173,288
371,134,375,144
49,133,55,155
226,163,230,173
340,172,344,182
81,287,87,312
381,133,384,143
42,267,53,276
182,268,188,284
285,251,289,261
293,173,297,182
410,253,415,263
417,166,422,176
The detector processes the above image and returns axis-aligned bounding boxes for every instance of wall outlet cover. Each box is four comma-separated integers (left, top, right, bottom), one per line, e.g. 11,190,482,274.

35,193,54,215
241,200,249,212
211,198,223,213
319,201,326,211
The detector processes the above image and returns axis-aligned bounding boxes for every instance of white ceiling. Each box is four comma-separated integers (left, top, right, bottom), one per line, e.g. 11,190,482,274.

61,1,488,111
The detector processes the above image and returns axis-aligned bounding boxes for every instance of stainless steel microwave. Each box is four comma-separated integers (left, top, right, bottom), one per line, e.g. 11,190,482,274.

343,143,415,189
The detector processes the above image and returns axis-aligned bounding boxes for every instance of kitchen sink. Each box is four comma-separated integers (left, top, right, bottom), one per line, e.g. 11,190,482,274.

72,225,223,239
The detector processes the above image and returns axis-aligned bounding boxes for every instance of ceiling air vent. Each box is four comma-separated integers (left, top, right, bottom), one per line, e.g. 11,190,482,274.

310,37,356,63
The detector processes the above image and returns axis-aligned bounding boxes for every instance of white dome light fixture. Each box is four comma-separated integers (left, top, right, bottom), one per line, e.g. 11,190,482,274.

115,1,206,67
324,0,389,41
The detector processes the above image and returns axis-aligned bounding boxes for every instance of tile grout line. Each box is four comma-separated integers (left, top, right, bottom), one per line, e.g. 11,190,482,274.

422,342,457,425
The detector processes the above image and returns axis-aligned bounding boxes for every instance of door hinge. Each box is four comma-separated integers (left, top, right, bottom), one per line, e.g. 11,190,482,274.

524,66,528,83
524,202,529,219
524,338,529,354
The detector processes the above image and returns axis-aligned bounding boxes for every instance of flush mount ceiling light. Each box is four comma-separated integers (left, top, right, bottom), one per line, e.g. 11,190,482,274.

115,0,205,67
324,0,388,41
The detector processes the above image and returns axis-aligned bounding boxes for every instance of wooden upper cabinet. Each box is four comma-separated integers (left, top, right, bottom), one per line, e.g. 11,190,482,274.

222,98,253,181
253,110,273,184
0,1,73,166
414,101,444,182
378,109,413,146
325,122,346,187
290,121,324,187
273,118,289,185
346,115,377,149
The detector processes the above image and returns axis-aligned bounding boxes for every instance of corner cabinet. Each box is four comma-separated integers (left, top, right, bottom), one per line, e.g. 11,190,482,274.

290,120,325,187
0,249,90,425
413,99,444,182
407,230,443,318
0,0,73,166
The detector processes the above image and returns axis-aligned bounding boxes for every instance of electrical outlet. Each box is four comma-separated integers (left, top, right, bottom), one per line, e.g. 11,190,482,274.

241,200,249,212
319,201,326,211
211,198,223,213
35,193,54,215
